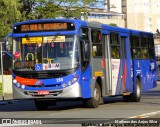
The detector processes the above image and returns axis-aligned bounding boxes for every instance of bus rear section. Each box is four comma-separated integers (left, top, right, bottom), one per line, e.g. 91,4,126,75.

130,33,157,94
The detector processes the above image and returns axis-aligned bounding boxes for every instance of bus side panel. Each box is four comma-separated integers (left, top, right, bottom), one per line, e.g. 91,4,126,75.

90,58,104,97
81,65,92,98
133,60,157,93
111,59,122,95
112,59,132,95
151,60,158,87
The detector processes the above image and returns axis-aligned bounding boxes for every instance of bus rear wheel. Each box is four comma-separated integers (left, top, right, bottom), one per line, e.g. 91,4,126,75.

84,83,101,108
130,78,141,102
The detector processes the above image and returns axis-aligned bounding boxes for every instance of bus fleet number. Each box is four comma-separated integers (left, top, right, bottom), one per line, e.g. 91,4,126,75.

56,78,63,82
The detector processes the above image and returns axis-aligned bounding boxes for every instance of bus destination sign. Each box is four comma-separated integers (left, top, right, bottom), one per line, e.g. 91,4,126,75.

21,23,67,32
13,22,75,33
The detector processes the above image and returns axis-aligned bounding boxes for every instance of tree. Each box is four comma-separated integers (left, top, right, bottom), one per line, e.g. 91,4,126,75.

29,0,103,19
0,0,21,38
109,23,118,27
18,0,35,20
0,0,104,37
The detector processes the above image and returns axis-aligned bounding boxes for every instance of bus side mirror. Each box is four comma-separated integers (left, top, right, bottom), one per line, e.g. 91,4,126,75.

6,39,9,51
5,35,12,55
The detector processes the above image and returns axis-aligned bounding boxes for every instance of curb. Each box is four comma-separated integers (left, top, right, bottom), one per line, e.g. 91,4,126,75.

0,100,21,105
0,101,8,105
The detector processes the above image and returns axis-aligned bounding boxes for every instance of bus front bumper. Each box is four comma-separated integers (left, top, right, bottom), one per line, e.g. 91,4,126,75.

13,82,82,99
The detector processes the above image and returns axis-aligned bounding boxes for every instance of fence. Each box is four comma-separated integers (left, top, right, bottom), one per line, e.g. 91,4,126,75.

0,75,12,100
0,82,2,95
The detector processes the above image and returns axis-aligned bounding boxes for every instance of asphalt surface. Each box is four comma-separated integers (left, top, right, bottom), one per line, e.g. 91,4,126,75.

0,82,160,127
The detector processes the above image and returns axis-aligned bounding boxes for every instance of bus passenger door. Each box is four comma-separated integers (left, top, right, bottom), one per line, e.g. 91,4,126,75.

120,35,132,95
103,34,112,95
120,36,127,94
109,33,131,95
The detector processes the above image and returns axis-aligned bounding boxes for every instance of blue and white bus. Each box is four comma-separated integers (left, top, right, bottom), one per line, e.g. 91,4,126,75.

6,19,157,109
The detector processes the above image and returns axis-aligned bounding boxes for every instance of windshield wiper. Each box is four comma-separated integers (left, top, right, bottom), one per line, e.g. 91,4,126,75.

51,33,60,43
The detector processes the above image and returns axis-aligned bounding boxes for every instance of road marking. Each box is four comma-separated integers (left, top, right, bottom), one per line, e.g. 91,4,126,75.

129,110,160,118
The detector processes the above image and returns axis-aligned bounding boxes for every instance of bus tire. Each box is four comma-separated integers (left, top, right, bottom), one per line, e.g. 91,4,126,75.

130,78,141,102
123,95,130,102
85,83,101,108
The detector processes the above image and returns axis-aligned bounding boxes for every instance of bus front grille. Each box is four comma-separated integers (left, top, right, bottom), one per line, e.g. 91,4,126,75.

13,68,77,79
13,70,67,79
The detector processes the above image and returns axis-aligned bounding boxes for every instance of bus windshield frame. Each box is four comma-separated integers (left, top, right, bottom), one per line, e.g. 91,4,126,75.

12,34,79,71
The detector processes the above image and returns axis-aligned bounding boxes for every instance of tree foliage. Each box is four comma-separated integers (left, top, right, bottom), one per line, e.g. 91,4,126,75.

0,0,21,38
0,0,103,38
109,23,118,27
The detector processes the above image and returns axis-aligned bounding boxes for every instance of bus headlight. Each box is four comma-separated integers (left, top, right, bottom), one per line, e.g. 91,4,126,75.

16,82,20,87
21,85,25,89
62,83,66,88
13,79,17,84
68,81,72,86
72,77,78,83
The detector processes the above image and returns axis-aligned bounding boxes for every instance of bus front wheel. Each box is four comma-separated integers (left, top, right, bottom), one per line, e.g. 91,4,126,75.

130,78,141,102
84,83,101,108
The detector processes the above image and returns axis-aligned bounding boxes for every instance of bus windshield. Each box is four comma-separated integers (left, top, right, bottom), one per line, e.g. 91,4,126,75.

13,35,79,70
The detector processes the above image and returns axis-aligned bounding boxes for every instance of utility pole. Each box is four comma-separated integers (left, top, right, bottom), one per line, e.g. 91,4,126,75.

0,42,4,101
107,0,110,12
83,0,88,21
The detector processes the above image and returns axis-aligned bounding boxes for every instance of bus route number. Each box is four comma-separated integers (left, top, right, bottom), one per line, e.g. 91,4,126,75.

56,78,63,82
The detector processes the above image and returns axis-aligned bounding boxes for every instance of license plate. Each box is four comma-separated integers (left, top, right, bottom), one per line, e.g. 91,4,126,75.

38,90,49,95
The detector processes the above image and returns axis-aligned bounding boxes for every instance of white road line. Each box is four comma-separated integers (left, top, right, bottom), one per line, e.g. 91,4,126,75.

129,110,160,118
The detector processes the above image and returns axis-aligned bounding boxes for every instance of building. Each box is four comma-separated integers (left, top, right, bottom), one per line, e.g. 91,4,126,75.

81,8,125,28
107,0,160,34
109,0,122,13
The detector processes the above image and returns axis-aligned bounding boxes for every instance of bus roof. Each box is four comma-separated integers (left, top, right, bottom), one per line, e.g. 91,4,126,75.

12,18,153,36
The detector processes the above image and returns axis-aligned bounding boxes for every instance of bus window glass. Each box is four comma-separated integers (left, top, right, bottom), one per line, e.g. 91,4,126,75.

141,49,148,59
131,35,142,59
91,30,101,43
148,38,155,59
132,48,141,59
141,37,148,47
111,46,120,58
80,28,89,40
131,36,140,47
92,44,102,57
110,33,120,59
42,35,79,69
13,35,79,70
110,33,119,45
91,29,102,57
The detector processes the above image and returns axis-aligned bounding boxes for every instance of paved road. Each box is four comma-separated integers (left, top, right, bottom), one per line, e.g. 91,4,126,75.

0,82,160,127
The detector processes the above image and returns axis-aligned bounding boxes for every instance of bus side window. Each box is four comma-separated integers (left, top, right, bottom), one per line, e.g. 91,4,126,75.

133,48,141,59
111,46,120,58
110,33,120,59
80,27,90,71
91,29,102,57
131,35,141,59
141,37,148,59
141,49,147,59
148,38,155,59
